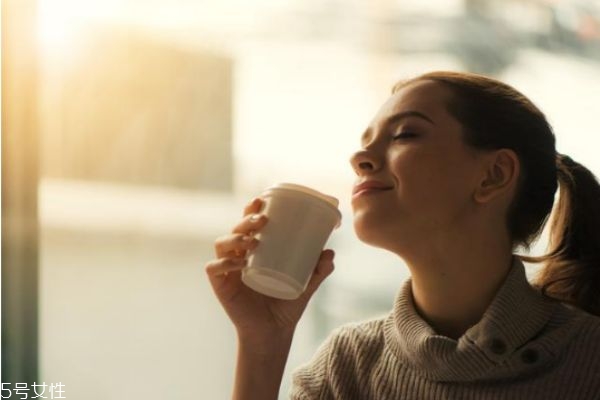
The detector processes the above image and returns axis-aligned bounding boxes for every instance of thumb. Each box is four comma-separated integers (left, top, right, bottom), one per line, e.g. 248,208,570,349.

303,249,335,298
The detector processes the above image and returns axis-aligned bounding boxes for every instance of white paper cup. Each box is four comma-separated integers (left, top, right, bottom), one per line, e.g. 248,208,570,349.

241,183,342,300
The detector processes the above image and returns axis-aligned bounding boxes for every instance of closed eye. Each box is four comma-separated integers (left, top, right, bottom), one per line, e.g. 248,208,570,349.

392,132,418,140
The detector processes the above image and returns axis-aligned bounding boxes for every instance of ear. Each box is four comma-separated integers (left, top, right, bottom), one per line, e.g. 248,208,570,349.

473,149,520,204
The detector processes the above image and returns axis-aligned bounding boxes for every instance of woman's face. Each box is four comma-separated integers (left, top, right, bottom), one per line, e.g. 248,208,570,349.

350,80,487,253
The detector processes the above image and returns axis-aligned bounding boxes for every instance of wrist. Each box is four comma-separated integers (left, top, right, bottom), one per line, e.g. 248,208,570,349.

233,330,293,400
237,329,295,355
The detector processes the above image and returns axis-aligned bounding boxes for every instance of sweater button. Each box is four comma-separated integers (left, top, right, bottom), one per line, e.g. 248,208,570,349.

521,348,539,364
489,338,507,355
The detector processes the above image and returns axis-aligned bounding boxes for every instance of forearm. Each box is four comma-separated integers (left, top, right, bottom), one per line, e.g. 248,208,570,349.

232,332,295,400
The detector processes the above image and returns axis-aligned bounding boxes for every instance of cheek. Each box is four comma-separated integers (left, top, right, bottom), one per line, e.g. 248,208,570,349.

389,151,470,207
389,152,443,199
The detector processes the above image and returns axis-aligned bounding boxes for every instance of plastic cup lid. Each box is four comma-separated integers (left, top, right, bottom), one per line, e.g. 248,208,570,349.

265,183,339,208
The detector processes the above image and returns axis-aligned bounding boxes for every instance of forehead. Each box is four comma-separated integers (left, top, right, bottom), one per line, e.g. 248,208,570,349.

371,80,453,125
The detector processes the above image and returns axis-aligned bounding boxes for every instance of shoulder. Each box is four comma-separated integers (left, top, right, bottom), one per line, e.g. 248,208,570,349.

552,306,600,392
289,316,388,400
299,315,388,371
320,317,389,369
565,306,600,354
328,317,387,349
545,303,600,382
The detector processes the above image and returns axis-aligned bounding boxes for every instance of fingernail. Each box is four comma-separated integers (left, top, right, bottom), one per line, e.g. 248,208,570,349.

242,235,253,242
250,214,262,222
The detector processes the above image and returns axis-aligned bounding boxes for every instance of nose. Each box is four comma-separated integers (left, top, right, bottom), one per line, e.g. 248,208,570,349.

350,149,381,175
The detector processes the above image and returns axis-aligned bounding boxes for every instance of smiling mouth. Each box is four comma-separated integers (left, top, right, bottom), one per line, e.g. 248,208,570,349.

352,187,392,199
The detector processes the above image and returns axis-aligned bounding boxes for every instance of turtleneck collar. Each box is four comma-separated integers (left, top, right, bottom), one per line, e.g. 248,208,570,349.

383,256,572,382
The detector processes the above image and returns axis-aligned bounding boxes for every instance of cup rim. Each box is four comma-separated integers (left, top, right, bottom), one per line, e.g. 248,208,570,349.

262,183,342,228
265,183,339,208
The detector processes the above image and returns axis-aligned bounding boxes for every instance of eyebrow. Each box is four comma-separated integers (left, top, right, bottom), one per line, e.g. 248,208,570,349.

361,110,435,145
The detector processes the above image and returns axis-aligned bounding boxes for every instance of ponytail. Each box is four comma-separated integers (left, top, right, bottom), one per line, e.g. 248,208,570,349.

522,154,600,316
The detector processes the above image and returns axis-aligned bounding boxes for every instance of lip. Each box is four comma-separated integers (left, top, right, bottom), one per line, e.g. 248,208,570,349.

352,180,393,198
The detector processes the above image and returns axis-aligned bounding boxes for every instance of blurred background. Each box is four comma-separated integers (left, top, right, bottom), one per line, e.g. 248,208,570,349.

3,0,600,398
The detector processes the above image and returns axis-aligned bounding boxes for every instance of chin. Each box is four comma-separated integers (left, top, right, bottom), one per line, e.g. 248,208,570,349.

353,214,390,247
352,212,413,254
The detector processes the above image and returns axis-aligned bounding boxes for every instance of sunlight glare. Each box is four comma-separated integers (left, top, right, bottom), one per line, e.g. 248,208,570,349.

37,1,77,58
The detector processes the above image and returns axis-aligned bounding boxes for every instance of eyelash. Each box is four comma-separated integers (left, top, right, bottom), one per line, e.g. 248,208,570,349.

392,132,418,140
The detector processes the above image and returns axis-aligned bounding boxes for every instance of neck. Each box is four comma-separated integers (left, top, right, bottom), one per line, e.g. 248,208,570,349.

400,227,514,340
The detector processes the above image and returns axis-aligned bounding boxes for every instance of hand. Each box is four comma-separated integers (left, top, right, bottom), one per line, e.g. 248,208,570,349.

205,197,336,341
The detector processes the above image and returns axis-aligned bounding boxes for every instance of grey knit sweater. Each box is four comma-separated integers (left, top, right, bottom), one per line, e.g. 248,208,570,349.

290,257,600,399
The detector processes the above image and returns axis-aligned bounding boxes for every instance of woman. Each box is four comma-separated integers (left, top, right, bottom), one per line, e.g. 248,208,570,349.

205,72,600,399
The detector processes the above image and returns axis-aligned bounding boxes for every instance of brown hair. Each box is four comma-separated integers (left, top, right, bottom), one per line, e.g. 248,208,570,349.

393,71,600,316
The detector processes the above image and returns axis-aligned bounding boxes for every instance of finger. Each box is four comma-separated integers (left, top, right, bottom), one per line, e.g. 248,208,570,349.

205,258,248,280
242,197,265,217
302,249,335,299
214,233,260,258
231,212,268,235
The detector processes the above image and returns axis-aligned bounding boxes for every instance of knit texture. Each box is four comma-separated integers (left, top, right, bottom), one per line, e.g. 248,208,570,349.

290,258,600,399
